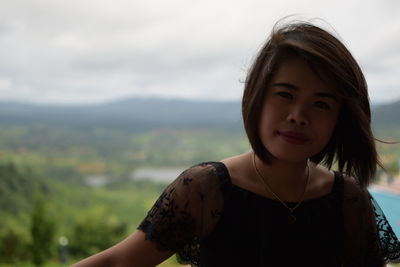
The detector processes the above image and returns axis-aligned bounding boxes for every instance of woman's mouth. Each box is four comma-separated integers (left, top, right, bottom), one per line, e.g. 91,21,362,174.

277,131,309,145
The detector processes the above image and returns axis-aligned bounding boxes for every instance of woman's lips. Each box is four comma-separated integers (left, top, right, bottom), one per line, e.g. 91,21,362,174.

277,131,309,145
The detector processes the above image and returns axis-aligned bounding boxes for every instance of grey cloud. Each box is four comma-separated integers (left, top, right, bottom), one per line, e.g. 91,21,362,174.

0,0,398,104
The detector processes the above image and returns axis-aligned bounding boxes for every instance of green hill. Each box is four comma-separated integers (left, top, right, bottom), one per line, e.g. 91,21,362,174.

0,97,399,265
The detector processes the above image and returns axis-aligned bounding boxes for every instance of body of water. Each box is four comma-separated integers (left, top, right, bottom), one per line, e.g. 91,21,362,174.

130,167,184,182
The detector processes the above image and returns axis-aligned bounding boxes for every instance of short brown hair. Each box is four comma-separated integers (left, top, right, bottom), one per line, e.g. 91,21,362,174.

242,21,379,188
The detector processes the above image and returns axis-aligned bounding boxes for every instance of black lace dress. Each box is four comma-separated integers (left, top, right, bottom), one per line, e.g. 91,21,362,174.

138,162,400,267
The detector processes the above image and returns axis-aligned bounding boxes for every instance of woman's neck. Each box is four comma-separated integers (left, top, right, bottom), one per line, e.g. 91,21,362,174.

252,152,310,198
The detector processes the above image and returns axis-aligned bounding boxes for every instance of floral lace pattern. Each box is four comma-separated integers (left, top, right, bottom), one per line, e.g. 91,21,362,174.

138,162,227,266
371,195,400,263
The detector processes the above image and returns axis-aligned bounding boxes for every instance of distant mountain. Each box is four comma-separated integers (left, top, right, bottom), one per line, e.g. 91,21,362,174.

0,98,243,131
372,100,400,129
0,98,398,133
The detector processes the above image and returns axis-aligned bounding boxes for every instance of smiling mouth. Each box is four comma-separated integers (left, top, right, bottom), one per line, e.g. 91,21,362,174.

277,131,309,145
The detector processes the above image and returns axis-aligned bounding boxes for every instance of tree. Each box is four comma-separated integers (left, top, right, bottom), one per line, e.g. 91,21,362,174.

69,205,127,258
0,220,30,263
30,193,56,266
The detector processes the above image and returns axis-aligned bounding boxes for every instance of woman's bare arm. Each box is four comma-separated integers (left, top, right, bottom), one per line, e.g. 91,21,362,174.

71,230,174,267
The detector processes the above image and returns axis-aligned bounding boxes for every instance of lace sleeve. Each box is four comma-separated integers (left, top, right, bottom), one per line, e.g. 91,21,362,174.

137,162,227,266
342,175,400,266
342,176,384,266
370,194,400,263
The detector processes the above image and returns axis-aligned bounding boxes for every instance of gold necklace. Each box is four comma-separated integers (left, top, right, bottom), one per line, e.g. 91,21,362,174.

252,152,310,224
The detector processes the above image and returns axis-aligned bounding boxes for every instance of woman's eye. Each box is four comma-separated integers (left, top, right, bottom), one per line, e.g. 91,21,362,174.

276,91,293,99
314,101,331,110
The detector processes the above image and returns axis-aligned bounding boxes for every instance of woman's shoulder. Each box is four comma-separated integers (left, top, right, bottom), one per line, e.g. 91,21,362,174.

186,161,229,178
220,152,254,189
172,161,231,191
337,172,366,200
298,164,362,201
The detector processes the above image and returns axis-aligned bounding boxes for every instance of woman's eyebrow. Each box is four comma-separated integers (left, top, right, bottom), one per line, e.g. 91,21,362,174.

271,82,297,90
315,92,338,100
271,82,338,100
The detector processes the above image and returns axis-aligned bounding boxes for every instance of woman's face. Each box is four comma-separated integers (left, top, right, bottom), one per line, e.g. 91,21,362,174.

259,57,341,163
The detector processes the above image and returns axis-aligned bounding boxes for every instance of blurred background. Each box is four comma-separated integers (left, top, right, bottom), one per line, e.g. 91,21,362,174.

0,0,399,266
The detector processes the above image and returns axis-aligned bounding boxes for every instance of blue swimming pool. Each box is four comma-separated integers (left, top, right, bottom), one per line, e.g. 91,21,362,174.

369,189,400,238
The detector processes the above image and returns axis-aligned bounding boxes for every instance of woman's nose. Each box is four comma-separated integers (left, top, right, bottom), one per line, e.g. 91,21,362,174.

286,106,309,126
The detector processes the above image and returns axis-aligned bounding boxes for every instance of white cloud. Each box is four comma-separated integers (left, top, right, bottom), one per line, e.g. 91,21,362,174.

0,0,398,104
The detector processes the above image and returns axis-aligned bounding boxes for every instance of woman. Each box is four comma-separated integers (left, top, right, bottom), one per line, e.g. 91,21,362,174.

72,20,400,267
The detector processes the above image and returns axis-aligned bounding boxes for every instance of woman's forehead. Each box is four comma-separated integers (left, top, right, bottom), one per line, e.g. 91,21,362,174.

270,57,338,95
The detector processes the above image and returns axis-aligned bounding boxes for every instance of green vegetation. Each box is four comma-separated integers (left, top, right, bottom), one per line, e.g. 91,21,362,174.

0,124,249,266
30,194,56,266
0,158,182,265
0,98,399,265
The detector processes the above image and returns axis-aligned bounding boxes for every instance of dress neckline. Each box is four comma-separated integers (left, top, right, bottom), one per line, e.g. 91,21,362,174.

211,161,340,204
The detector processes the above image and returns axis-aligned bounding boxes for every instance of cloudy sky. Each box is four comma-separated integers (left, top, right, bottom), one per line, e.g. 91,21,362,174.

0,0,399,105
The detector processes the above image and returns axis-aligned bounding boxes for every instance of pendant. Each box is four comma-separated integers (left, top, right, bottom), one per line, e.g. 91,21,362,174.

288,213,296,224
